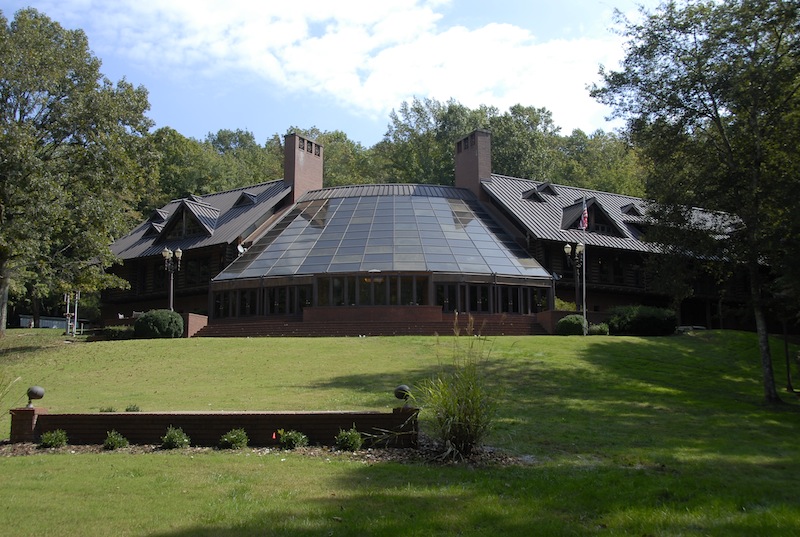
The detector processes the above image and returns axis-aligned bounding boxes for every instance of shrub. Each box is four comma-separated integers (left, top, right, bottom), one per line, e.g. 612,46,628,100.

608,306,677,336
102,326,135,340
161,426,191,449
555,314,587,335
588,322,609,336
415,315,499,460
103,430,129,450
125,404,141,412
277,429,308,449
335,425,363,452
555,297,577,311
134,309,184,339
39,429,68,448
219,428,249,450
99,406,116,412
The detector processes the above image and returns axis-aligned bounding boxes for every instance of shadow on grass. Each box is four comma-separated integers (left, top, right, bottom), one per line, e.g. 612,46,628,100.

487,334,800,460
148,456,800,536
308,333,800,463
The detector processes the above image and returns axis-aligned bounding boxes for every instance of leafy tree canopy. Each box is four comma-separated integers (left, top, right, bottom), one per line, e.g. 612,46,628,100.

0,8,156,335
591,0,800,403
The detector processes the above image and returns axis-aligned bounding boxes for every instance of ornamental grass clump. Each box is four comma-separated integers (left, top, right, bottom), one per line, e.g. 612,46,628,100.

415,314,500,460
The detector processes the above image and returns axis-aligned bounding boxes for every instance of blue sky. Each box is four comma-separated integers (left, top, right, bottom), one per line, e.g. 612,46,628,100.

4,0,658,147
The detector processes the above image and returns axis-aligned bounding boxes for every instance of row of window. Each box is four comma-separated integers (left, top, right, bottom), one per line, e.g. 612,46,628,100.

212,275,546,319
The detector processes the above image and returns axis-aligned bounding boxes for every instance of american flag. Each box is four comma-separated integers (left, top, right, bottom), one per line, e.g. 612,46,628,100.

579,199,588,230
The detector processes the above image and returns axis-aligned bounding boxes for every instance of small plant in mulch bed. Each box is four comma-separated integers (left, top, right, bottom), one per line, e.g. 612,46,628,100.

334,425,363,452
103,430,130,450
277,429,308,449
39,429,68,448
161,426,191,449
218,428,249,450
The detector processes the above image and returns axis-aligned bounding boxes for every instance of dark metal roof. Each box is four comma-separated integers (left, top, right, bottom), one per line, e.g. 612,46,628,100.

482,175,655,252
111,180,291,260
297,183,476,202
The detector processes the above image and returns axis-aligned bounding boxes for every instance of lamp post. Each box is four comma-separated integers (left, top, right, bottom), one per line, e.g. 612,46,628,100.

162,247,182,311
564,242,587,335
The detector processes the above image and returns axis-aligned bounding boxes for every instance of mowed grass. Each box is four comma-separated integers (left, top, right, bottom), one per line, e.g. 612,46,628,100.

1,328,799,536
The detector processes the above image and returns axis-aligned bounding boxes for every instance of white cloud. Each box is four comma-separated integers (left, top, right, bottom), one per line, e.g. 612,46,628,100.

11,0,645,133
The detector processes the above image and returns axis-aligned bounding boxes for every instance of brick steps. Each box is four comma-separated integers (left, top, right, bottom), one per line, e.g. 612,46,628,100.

194,313,548,338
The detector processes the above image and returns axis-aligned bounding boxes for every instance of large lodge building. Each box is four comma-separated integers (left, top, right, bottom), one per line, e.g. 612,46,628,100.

103,131,746,336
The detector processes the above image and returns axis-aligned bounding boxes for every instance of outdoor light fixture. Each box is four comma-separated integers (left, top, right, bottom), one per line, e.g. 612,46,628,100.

394,384,411,401
26,386,44,408
162,247,182,311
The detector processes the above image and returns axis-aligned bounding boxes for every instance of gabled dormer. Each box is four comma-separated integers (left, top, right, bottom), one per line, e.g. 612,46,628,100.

621,203,644,218
521,182,558,202
159,199,220,241
148,209,168,223
561,197,626,237
143,222,164,237
234,191,258,208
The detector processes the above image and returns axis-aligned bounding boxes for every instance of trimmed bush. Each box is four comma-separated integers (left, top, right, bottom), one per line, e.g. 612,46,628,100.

335,426,363,452
102,326,135,340
134,309,184,339
608,306,677,336
555,314,587,335
103,430,129,450
39,429,68,448
161,426,191,449
219,428,249,450
277,429,308,449
588,323,609,336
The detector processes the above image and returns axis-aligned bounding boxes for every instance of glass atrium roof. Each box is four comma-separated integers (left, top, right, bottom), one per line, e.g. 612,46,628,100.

214,187,550,281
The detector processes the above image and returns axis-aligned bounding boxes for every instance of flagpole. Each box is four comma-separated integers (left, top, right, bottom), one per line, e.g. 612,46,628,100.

582,196,587,336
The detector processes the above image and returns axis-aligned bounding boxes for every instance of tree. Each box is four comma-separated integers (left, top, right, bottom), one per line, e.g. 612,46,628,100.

0,8,155,336
591,0,800,403
488,104,560,180
314,130,376,187
551,129,646,196
380,97,494,184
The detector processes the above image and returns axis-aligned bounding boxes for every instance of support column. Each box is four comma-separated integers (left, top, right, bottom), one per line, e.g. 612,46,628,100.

10,407,48,443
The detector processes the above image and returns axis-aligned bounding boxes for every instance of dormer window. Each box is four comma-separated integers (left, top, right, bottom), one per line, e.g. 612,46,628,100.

234,192,258,207
621,203,643,217
164,210,206,240
536,183,557,196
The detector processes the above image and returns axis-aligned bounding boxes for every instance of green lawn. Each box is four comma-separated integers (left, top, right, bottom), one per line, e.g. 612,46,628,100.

1,328,799,536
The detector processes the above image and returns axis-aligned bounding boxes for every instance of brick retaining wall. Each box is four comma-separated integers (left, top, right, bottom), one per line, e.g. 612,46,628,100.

10,407,418,448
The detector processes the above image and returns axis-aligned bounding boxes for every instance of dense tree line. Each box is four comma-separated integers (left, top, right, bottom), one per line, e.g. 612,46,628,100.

142,97,645,214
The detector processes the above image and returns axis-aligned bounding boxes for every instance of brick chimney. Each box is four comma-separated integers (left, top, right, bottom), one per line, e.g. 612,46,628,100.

284,133,323,202
454,129,491,200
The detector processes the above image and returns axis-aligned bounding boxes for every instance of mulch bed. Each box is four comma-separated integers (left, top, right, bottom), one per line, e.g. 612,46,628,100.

0,435,532,467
